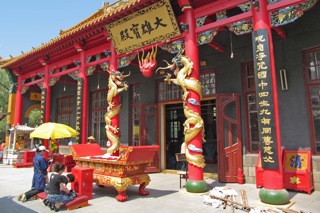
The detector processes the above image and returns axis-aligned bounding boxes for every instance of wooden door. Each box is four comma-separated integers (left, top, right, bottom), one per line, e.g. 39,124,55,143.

216,94,242,182
140,104,160,173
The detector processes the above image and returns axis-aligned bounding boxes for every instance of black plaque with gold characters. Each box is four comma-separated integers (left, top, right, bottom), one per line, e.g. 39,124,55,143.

252,29,278,169
40,88,46,124
76,78,83,142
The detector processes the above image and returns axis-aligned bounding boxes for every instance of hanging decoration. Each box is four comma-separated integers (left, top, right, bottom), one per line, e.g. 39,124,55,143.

137,45,158,78
230,32,234,59
64,75,66,91
97,71,100,89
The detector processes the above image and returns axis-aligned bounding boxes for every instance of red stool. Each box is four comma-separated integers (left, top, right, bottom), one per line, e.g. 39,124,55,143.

36,192,89,210
36,192,47,199
65,195,89,210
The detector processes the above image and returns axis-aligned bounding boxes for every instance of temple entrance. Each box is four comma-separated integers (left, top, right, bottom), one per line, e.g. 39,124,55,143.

141,104,160,173
165,100,217,174
216,94,242,182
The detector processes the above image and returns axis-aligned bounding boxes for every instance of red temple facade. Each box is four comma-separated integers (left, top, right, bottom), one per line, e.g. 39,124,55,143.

1,0,320,201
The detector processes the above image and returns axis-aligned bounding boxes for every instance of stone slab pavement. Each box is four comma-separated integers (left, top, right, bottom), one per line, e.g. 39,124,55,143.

0,164,319,213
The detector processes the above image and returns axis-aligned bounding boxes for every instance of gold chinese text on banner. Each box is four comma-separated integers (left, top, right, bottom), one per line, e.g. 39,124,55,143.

106,0,181,55
252,29,279,170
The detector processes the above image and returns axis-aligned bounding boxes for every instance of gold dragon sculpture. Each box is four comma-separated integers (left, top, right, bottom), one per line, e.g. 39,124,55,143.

105,69,130,153
156,52,206,168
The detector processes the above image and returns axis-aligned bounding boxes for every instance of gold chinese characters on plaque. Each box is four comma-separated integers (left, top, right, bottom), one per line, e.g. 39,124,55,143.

106,0,180,54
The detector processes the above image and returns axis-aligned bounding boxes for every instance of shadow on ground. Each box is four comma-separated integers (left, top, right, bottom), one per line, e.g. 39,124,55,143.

92,184,178,201
0,196,37,213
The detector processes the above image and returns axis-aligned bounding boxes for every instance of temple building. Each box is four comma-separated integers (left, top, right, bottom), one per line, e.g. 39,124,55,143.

1,0,320,199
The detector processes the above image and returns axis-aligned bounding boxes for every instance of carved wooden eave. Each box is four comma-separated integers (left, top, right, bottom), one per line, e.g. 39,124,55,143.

0,0,146,70
0,0,318,71
193,0,317,50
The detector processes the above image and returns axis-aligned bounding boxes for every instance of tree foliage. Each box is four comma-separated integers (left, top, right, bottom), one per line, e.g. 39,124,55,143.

0,69,10,143
28,109,41,127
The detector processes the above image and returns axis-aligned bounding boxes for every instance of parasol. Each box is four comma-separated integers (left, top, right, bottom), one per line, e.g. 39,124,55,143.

30,122,78,140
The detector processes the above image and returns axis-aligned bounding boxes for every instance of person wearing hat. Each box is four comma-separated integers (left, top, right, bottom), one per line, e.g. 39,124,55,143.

17,145,49,202
87,136,95,144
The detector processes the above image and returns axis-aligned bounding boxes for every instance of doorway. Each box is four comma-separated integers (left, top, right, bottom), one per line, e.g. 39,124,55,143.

165,100,217,174
216,94,242,182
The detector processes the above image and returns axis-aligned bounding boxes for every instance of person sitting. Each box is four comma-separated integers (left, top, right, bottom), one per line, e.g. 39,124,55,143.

87,136,95,144
43,162,75,212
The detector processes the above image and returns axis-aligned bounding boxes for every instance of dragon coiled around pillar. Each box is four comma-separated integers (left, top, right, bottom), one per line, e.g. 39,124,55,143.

156,52,205,168
105,70,130,153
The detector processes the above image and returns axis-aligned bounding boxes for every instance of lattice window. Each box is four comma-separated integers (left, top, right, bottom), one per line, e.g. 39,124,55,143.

57,96,73,125
130,83,140,146
304,47,320,154
242,62,259,153
90,89,108,146
158,70,215,102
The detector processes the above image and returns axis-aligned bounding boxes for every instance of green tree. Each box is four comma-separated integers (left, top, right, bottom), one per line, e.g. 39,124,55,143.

0,69,10,142
28,109,41,127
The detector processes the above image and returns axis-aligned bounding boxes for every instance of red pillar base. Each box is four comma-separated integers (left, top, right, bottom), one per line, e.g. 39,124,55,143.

185,180,208,193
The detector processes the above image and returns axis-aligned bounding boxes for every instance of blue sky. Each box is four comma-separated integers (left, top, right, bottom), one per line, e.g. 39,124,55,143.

0,0,117,59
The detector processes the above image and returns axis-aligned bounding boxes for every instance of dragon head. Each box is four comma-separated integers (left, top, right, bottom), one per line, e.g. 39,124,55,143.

156,51,183,75
108,70,130,85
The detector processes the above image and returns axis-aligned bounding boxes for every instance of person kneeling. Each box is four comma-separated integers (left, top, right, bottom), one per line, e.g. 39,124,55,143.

44,163,76,212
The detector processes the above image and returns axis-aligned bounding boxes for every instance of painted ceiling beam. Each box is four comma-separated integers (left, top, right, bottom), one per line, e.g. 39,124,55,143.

207,41,225,53
267,0,309,11
195,0,249,18
196,11,253,34
196,0,309,35
273,27,286,39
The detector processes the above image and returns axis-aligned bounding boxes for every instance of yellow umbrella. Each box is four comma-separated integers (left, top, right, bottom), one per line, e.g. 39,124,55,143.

30,122,78,140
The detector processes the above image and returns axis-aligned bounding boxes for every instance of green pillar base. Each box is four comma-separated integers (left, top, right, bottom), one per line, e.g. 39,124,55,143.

185,180,208,193
259,188,289,205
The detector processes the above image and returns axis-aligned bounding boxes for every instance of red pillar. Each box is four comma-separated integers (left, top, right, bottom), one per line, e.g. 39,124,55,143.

79,51,88,144
43,64,50,149
252,0,288,204
252,0,283,190
179,1,206,192
109,45,120,156
13,74,22,125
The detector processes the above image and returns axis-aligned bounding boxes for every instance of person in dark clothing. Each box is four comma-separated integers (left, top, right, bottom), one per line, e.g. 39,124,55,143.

17,145,49,202
43,162,75,212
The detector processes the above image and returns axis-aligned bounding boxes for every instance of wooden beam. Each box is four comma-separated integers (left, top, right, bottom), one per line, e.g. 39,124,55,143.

177,0,191,8
267,0,309,11
195,0,249,18
196,0,309,35
129,61,139,67
273,27,286,39
207,41,225,53
196,11,253,34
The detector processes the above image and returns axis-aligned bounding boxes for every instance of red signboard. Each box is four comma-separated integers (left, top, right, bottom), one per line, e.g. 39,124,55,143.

283,150,314,194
